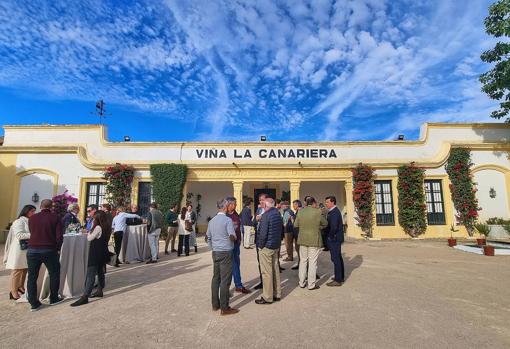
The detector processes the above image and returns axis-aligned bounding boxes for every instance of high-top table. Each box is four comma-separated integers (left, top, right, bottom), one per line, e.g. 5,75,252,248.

40,234,89,300
119,224,151,263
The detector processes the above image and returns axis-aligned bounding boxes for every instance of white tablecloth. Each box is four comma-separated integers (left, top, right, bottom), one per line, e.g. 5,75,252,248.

120,225,151,263
40,234,89,299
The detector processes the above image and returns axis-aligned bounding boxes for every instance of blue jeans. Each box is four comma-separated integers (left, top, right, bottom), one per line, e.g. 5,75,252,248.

232,243,243,288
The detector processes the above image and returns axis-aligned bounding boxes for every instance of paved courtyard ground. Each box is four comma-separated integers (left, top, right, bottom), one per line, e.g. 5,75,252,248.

1,239,509,348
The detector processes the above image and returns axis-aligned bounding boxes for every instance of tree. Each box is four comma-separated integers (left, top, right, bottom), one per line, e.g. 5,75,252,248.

480,0,510,122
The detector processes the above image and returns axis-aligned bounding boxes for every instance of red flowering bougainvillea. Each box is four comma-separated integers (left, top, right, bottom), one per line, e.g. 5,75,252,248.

352,163,375,238
445,148,480,236
397,162,427,237
103,163,135,207
52,190,78,218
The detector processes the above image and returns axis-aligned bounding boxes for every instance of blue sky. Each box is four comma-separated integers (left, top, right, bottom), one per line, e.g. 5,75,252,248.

0,0,499,142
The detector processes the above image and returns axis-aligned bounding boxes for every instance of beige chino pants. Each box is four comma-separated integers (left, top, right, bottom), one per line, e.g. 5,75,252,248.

259,247,281,302
298,246,321,289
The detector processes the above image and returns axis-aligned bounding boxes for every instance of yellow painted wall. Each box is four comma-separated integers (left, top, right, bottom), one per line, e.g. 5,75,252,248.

0,154,17,230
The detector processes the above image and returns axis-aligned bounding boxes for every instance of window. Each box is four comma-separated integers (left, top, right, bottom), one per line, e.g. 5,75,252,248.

86,182,106,208
424,180,446,225
138,182,153,218
375,180,395,225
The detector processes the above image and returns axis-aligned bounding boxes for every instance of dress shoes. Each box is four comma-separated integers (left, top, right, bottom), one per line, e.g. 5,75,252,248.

235,287,252,294
253,283,263,290
255,298,272,305
90,290,103,298
273,297,281,302
326,281,343,287
70,296,88,307
146,260,157,264
220,307,239,316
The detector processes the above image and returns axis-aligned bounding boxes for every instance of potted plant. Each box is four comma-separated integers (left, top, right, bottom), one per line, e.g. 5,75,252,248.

474,222,491,246
448,224,458,247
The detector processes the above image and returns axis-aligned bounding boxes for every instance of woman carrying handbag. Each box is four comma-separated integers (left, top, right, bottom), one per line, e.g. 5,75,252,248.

178,207,191,256
3,205,36,300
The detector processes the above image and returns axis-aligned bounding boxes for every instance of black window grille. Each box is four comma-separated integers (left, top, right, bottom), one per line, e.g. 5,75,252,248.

138,182,153,218
424,180,446,225
375,180,395,225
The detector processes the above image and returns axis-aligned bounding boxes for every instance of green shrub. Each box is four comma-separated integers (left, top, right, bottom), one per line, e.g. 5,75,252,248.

397,162,427,237
474,222,491,237
150,164,187,215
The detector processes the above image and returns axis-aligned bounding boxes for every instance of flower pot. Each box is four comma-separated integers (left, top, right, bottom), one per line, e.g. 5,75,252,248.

483,245,495,256
448,238,457,247
476,238,486,246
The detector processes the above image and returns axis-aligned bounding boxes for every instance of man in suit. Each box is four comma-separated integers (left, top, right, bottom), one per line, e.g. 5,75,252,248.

255,197,283,304
324,196,345,286
294,197,328,290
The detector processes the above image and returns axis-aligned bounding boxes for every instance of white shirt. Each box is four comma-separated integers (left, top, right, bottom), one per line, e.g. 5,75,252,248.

112,212,139,232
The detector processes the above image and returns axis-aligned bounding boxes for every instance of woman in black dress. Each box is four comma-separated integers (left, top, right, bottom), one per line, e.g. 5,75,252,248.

71,210,111,307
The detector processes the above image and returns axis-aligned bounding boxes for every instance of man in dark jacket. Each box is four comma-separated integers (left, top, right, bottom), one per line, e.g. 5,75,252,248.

324,196,345,286
255,197,283,304
27,199,64,311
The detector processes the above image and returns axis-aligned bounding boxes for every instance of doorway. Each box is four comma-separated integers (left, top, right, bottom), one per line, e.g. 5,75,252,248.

254,188,277,201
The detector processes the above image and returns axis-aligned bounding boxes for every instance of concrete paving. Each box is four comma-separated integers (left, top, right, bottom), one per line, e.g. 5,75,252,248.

1,239,509,348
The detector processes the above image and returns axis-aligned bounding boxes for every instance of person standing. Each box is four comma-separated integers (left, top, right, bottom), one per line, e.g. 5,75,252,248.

186,204,198,253
253,193,267,290
70,211,111,306
177,207,191,256
255,197,283,304
294,197,328,290
240,198,253,249
85,204,98,232
62,203,80,233
324,196,345,287
26,199,64,311
165,204,179,254
290,200,302,270
100,203,113,232
207,198,239,316
281,201,295,261
226,197,251,294
111,206,140,267
145,203,164,264
4,205,36,300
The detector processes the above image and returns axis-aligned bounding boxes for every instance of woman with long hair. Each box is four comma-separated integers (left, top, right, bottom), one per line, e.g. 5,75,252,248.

186,204,198,253
177,207,191,256
71,210,111,306
3,205,36,300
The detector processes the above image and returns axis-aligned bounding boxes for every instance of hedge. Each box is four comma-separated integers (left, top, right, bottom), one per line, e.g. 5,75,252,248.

150,164,188,214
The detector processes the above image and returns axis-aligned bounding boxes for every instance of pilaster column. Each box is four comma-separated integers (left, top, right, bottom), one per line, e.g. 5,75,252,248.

180,182,188,208
344,179,360,238
290,180,301,204
232,180,244,213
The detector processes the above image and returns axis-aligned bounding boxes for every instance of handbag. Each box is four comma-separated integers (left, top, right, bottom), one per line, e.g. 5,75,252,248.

185,220,193,232
19,239,29,250
107,251,117,267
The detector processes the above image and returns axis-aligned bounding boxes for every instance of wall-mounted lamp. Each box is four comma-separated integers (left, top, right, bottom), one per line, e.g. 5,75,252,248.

298,161,303,168
489,187,496,199
124,136,131,142
260,136,267,142
32,192,39,203
397,134,405,140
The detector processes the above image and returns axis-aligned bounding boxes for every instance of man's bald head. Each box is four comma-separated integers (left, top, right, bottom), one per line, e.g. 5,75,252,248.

41,199,52,209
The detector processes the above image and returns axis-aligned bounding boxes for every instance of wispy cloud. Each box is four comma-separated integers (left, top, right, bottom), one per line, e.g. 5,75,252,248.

0,0,499,141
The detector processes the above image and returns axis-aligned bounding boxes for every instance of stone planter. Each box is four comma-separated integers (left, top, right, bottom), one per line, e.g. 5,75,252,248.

448,238,457,247
488,225,509,239
483,245,495,256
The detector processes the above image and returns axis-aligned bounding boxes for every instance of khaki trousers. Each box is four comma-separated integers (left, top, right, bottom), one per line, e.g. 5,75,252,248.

10,269,27,295
259,247,281,302
298,246,321,289
165,226,178,252
243,225,252,248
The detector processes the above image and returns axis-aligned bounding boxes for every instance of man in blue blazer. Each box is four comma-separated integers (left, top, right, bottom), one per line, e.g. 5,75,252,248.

324,196,345,286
